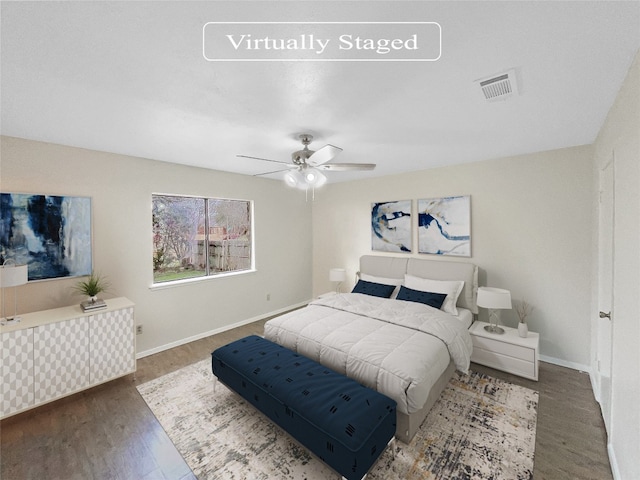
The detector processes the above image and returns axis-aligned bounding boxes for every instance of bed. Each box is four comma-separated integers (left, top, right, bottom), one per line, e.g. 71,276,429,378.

264,255,478,443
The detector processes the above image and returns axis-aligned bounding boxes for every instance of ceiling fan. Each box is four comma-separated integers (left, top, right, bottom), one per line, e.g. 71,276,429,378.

237,134,376,190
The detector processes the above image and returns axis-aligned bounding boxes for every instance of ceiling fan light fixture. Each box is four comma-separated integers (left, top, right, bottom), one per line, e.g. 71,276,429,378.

304,170,315,182
239,133,376,192
283,166,327,190
304,168,326,186
284,169,304,188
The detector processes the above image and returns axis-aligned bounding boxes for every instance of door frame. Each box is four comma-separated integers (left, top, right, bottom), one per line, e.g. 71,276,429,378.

595,154,614,434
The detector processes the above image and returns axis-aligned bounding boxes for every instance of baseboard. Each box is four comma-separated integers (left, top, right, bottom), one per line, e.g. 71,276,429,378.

608,442,621,480
539,354,591,374
589,369,601,403
136,300,309,359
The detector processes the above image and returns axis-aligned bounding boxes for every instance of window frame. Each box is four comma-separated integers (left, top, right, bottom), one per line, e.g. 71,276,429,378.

150,193,255,288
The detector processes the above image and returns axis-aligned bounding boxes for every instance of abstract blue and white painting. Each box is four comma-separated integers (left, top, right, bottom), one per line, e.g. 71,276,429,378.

418,196,470,256
0,193,92,281
371,200,412,253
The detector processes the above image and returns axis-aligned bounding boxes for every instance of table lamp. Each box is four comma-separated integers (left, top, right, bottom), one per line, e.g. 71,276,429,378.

1,262,29,325
329,268,346,294
477,286,512,334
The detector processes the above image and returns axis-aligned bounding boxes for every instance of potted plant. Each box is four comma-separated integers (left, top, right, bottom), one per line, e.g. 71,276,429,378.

515,299,533,337
74,272,111,304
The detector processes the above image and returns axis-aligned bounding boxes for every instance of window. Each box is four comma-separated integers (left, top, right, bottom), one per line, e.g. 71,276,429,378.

152,194,253,284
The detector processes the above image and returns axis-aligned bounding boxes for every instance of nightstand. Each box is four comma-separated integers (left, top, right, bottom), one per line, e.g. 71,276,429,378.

469,321,539,381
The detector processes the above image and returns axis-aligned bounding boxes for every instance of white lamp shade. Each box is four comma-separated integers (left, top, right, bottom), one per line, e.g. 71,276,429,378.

305,169,327,188
477,287,512,309
0,264,28,287
284,169,304,188
329,268,346,282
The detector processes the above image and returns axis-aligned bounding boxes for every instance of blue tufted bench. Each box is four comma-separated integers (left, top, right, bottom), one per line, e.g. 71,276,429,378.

211,335,397,480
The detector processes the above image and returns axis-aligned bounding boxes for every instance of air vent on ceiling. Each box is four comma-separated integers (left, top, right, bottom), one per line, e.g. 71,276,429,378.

476,69,519,102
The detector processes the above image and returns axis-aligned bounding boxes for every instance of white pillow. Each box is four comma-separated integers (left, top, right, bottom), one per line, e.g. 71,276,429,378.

360,273,403,299
360,273,403,286
404,274,464,315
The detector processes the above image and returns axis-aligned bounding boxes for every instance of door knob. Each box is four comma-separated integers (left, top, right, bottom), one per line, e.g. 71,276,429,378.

599,311,611,319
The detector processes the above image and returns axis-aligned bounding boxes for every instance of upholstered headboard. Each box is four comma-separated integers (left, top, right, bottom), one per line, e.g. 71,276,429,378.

359,255,479,314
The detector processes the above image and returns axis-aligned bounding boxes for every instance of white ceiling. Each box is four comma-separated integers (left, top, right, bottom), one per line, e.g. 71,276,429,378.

2,1,639,184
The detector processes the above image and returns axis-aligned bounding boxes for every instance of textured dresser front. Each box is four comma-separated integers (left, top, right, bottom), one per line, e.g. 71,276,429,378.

0,298,135,419
33,317,90,405
89,306,135,385
1,328,34,417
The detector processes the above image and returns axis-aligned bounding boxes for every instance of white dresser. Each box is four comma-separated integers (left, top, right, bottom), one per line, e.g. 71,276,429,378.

1,297,135,419
469,320,539,381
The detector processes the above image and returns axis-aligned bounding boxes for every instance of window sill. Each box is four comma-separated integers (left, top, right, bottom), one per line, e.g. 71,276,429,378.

149,268,257,291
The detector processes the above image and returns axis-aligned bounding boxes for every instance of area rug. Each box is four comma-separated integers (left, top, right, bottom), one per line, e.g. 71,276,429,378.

137,359,538,479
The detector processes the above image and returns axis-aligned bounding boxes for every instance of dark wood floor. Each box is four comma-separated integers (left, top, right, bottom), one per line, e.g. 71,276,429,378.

1,319,612,480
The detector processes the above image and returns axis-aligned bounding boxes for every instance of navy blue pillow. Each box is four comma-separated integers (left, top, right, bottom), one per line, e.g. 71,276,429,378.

351,279,396,298
396,286,447,309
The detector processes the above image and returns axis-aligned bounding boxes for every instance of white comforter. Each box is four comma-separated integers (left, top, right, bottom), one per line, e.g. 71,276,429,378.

264,293,473,415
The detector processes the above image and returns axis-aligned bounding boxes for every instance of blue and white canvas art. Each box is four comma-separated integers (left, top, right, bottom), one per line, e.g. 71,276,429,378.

418,196,470,256
371,200,412,253
0,193,92,281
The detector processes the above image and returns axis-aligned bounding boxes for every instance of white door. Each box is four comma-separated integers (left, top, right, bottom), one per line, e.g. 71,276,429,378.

597,158,614,433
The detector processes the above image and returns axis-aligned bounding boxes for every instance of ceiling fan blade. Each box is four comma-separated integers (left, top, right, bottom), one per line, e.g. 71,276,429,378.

253,167,296,177
307,144,342,166
317,163,376,171
237,154,290,166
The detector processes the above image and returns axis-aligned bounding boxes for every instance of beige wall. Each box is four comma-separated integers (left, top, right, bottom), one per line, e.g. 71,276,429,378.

0,136,313,355
592,50,640,480
312,145,594,369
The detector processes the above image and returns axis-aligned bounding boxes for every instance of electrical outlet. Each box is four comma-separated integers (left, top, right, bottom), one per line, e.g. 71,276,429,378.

136,325,143,335
266,293,271,301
